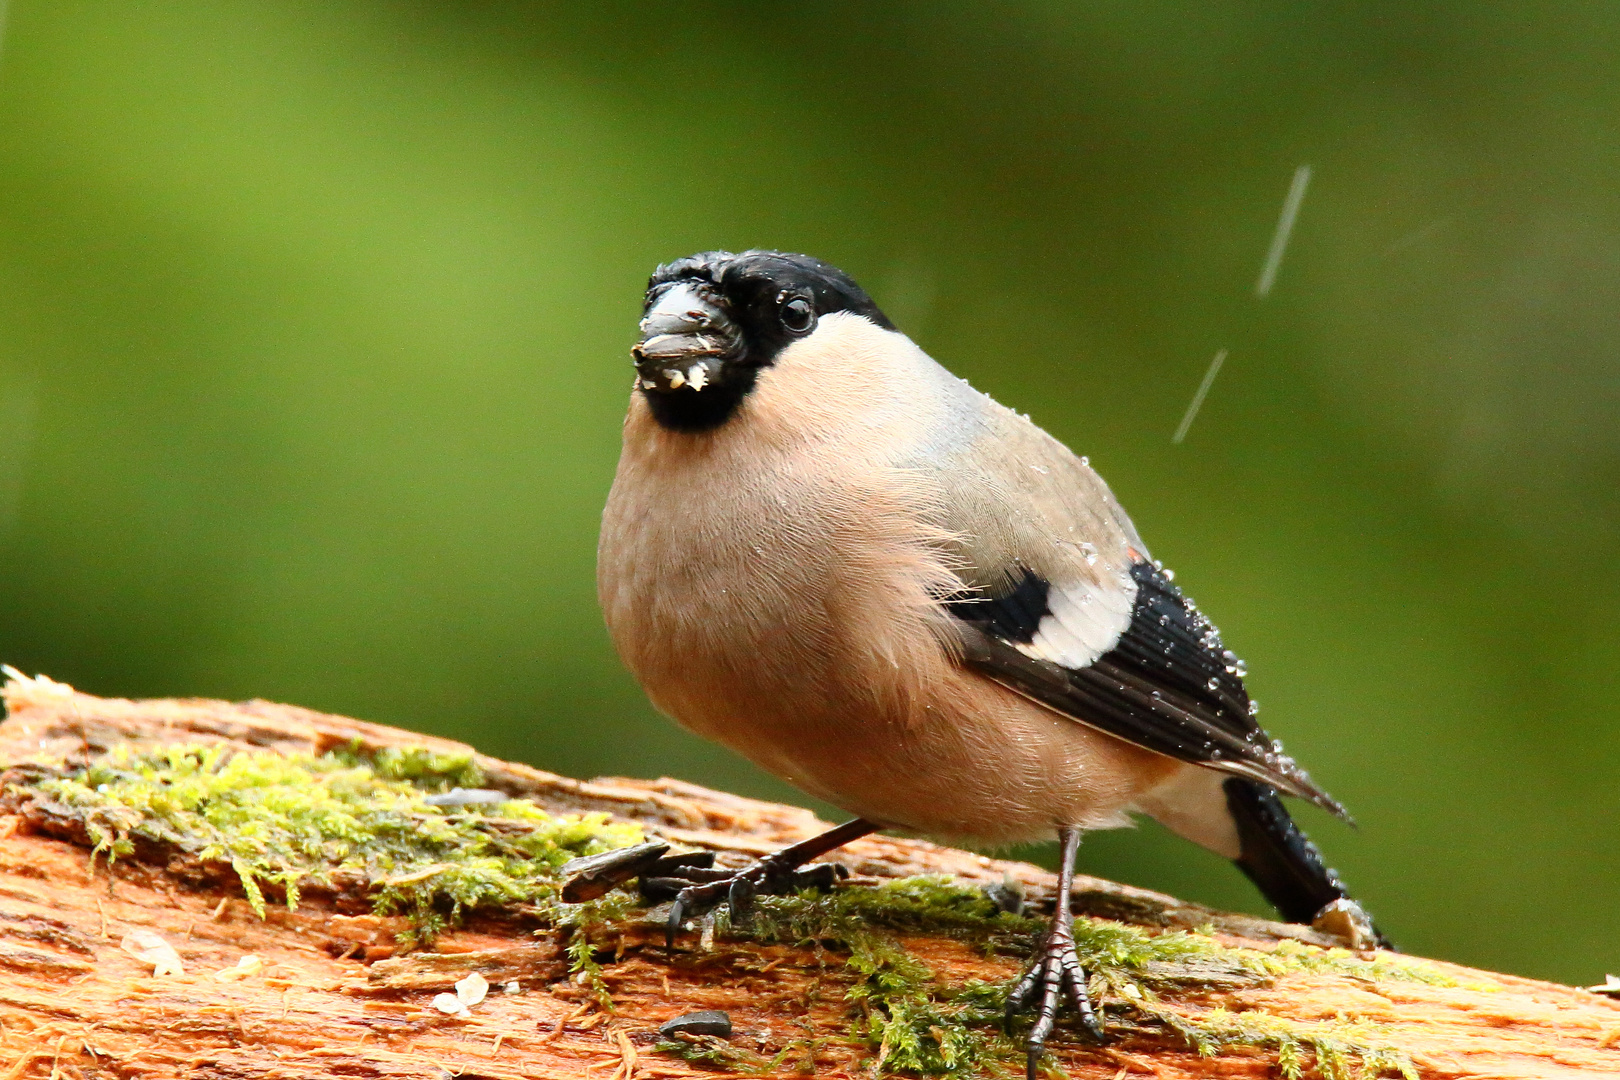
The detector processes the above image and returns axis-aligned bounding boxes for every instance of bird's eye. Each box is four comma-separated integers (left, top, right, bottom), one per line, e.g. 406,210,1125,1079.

779,297,815,334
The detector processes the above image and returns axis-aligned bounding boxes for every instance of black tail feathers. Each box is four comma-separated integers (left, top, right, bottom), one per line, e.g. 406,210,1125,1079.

1223,778,1392,949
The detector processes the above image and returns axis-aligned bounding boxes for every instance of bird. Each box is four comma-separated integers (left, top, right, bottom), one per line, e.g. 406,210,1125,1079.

597,249,1385,1077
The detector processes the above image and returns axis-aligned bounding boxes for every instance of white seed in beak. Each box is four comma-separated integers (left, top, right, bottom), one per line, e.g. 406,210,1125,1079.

686,365,709,391
663,368,685,388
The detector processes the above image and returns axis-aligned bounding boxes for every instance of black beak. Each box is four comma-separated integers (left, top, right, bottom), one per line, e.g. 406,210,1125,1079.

632,283,743,393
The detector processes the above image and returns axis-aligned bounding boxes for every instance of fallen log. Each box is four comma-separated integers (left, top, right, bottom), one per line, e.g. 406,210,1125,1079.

0,671,1613,1079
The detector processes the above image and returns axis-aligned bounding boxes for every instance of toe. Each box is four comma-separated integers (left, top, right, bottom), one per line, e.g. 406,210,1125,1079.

727,874,758,923
1023,968,1063,1078
1005,963,1042,1028
665,894,689,948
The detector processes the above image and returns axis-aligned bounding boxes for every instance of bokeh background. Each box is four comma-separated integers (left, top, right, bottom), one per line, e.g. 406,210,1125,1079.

1,1,1615,984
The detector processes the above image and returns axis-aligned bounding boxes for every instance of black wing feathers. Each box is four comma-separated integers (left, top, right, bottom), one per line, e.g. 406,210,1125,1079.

951,561,1348,820
1108,564,1253,728
944,571,1050,644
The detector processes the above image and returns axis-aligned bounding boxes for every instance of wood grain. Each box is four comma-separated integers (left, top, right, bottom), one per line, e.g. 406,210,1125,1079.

0,674,1615,1079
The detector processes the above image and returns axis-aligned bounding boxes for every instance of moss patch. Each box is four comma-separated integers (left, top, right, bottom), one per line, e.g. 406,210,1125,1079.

1153,1006,1420,1080
722,876,1441,1078
3,745,1440,1078
11,742,641,940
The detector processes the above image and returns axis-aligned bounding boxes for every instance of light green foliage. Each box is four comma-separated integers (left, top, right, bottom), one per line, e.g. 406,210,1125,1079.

25,742,641,937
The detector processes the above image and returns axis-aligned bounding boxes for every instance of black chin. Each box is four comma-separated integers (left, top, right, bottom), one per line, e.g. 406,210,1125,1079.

640,366,760,432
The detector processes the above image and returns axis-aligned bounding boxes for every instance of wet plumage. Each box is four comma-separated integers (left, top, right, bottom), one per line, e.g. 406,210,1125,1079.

597,250,1386,1076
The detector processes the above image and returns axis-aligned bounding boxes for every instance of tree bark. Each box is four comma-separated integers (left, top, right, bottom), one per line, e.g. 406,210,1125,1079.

0,674,1613,1079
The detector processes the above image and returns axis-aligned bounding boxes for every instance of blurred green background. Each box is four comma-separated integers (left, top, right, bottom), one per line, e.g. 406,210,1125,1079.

1,1,1615,984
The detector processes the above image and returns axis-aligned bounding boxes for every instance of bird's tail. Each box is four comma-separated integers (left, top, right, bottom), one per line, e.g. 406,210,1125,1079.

1223,777,1393,949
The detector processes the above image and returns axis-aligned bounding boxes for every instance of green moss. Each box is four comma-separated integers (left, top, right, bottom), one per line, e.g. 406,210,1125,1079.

1151,1007,1420,1080
725,880,1021,1075
655,1034,780,1072
846,939,1005,1075
722,876,1445,1078
11,749,1437,1077
16,742,641,942
334,742,488,790
553,890,637,1007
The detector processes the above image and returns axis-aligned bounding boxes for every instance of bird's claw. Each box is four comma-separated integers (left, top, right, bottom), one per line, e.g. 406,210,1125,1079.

727,873,759,926
653,858,847,947
1005,923,1103,1080
558,826,872,948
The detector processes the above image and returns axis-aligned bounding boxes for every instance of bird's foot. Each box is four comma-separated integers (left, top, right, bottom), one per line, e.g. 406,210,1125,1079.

556,820,876,947
643,855,848,947
1006,920,1103,1080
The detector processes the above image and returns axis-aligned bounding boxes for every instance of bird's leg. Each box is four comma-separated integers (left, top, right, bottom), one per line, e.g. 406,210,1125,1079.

645,817,879,947
1005,825,1103,1079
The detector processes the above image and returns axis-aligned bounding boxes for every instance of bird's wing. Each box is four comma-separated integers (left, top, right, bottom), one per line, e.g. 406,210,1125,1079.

930,402,1348,820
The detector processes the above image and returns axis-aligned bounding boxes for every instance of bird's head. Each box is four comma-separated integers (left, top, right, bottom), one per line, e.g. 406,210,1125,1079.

632,250,893,431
